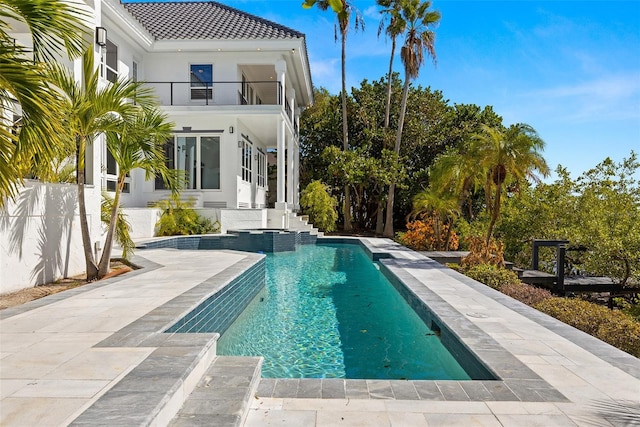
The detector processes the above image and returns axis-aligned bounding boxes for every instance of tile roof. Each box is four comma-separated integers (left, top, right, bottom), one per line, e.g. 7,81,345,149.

123,1,305,41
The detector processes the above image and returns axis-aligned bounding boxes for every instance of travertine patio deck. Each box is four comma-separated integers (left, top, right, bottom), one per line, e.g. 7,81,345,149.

1,238,639,426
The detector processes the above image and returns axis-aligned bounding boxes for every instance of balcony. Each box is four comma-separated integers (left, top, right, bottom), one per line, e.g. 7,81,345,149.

146,80,285,108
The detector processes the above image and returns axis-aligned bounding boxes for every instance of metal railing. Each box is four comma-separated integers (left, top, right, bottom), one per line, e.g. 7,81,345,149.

146,80,284,107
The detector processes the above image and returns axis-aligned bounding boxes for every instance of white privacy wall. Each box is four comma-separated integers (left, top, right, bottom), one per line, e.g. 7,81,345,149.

0,182,102,294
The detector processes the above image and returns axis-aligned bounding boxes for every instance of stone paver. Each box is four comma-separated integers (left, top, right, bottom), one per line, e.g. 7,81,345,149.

1,238,639,426
0,249,252,426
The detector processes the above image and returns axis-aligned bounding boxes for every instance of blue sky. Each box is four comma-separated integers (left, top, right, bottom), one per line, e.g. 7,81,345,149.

133,0,640,179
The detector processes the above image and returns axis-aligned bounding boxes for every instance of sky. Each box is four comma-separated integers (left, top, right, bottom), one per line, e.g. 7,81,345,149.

132,0,640,180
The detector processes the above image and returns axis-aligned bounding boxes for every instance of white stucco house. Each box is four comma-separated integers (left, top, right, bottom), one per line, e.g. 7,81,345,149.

100,0,314,234
1,0,314,292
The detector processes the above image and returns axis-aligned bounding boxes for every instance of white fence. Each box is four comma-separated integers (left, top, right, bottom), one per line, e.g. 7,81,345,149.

0,181,101,294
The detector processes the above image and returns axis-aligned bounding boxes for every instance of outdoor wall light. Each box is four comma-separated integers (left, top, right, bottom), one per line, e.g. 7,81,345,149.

95,27,107,47
238,141,243,147
229,126,234,134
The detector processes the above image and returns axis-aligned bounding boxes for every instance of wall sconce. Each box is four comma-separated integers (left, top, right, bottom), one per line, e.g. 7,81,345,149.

254,153,258,160
95,27,107,47
238,141,243,148
229,126,234,134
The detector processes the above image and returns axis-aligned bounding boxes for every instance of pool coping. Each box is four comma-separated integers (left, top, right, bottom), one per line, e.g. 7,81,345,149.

4,236,639,425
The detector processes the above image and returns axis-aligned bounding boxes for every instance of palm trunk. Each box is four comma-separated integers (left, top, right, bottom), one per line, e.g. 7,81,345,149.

97,174,125,277
383,38,396,130
383,73,411,238
341,28,352,232
486,183,502,247
76,136,98,281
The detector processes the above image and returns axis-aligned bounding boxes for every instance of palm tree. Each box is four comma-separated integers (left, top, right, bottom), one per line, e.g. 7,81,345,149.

98,107,175,277
0,0,87,205
383,0,440,237
47,48,157,281
411,186,459,250
377,0,406,130
429,146,484,219
303,0,363,232
471,123,549,245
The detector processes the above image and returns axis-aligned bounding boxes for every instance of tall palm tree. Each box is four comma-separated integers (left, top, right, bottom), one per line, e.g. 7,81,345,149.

383,0,440,237
471,123,549,245
47,48,156,281
0,0,87,205
98,107,175,277
303,0,363,232
377,0,406,130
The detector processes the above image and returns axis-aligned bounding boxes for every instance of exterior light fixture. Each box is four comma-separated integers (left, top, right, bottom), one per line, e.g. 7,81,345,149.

95,27,107,47
229,126,234,134
238,141,243,147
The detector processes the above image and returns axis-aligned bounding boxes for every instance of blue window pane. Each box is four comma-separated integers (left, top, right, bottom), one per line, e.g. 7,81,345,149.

190,64,212,85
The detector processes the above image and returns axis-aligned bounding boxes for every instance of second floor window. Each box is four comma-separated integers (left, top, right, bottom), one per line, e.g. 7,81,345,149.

105,39,118,83
190,64,213,101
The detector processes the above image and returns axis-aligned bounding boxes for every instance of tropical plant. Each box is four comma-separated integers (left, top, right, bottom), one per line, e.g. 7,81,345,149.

47,48,157,281
383,0,440,237
461,263,519,290
101,193,134,260
300,180,338,232
396,217,459,251
0,0,87,205
98,107,176,277
155,193,220,236
303,0,364,232
411,186,459,250
472,123,549,245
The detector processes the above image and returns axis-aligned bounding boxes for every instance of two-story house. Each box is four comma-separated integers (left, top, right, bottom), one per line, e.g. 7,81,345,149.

97,0,313,233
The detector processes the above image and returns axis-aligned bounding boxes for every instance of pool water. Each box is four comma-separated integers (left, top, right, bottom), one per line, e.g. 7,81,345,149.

217,243,471,380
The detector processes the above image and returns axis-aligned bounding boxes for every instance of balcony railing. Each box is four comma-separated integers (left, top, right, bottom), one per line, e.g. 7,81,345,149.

146,80,284,108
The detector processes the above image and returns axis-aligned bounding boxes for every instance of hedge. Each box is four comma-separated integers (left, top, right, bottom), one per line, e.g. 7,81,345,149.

535,297,640,357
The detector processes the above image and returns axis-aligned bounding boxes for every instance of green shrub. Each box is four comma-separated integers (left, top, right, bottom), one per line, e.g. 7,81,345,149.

300,180,338,232
500,282,552,306
155,194,220,236
535,297,640,357
462,264,520,290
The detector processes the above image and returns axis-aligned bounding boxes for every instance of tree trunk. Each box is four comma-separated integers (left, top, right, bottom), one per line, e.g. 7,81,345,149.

383,182,396,237
341,28,352,231
485,183,502,247
375,199,384,235
383,38,396,130
76,136,98,281
383,73,411,238
97,173,125,278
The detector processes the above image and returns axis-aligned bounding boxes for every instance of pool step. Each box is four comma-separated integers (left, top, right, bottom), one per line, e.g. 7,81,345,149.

169,356,263,427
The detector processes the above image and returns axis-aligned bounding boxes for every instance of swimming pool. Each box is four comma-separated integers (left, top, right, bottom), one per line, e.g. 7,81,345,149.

216,243,471,380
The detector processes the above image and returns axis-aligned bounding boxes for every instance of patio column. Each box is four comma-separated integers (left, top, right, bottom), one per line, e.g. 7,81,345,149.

275,60,286,111
287,132,294,206
293,137,300,210
276,117,286,206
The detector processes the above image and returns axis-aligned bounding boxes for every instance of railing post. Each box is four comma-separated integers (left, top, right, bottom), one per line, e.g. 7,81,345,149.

556,244,566,295
170,82,173,105
532,240,540,270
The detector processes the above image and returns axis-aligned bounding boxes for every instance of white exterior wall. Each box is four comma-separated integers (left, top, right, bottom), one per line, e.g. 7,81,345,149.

0,182,102,294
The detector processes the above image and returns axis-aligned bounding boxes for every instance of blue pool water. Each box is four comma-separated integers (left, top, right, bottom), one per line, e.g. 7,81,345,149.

217,243,471,380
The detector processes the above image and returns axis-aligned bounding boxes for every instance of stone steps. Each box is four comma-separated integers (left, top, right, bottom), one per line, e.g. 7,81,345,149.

288,212,320,235
169,356,263,427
